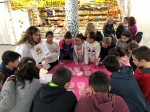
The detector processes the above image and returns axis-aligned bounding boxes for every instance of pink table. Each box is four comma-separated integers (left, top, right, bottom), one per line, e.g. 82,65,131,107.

48,60,111,100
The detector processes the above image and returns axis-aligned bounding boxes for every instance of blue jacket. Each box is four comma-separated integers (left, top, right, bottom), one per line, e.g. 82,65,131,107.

0,62,17,84
110,66,150,112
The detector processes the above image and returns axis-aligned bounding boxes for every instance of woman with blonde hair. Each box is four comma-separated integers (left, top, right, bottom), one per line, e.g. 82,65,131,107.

84,23,103,42
100,37,116,61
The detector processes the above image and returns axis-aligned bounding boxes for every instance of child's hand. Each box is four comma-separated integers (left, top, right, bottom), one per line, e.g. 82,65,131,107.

36,64,43,69
95,58,100,62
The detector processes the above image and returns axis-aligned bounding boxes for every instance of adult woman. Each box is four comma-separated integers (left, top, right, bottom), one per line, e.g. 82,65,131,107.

128,16,137,39
103,17,115,38
15,26,41,59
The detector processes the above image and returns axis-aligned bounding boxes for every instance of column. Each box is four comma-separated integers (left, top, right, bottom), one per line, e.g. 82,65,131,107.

65,0,78,37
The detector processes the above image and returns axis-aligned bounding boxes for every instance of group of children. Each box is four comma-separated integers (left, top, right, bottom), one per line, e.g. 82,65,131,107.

0,16,149,111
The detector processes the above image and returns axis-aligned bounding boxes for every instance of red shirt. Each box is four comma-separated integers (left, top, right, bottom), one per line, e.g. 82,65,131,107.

134,68,150,104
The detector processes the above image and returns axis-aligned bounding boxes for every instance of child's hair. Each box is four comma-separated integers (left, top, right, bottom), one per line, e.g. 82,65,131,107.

15,57,39,89
46,31,53,37
132,46,150,62
89,71,109,93
16,26,41,47
0,72,4,83
108,47,125,57
124,17,129,21
64,31,72,39
126,41,139,50
128,16,136,26
2,50,21,65
88,31,96,40
52,66,72,86
103,55,120,73
84,23,96,36
121,30,132,43
102,37,112,45
76,33,84,40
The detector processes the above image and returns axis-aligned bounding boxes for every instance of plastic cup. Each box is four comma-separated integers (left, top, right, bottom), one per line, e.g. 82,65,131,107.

68,82,74,90
77,82,85,90
79,89,87,97
74,67,80,73
83,66,89,71
84,71,91,77
77,71,83,77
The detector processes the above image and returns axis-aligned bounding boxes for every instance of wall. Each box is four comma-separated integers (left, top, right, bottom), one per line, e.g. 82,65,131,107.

129,0,150,47
10,8,30,42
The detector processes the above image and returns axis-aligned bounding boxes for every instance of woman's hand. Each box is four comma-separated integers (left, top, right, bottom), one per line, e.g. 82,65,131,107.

36,64,43,69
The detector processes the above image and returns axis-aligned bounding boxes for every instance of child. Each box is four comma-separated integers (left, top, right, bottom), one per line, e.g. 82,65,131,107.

0,57,40,112
116,17,129,39
84,23,103,42
84,32,100,66
0,50,21,83
73,33,85,65
31,66,77,112
126,41,139,71
45,31,59,71
59,31,74,61
132,46,150,104
117,30,132,47
75,71,129,112
100,37,116,61
103,55,150,111
108,47,130,67
0,72,4,90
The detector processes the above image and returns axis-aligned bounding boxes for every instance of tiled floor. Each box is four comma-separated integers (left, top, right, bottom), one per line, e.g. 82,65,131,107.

0,45,47,77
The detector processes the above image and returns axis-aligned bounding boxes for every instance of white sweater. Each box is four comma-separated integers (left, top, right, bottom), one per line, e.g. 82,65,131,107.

84,41,101,64
45,40,60,63
15,42,32,59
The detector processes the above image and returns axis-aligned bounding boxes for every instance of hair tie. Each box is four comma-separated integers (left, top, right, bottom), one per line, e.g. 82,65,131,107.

27,60,33,63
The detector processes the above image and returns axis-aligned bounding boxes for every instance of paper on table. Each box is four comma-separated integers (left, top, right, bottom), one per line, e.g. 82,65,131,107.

30,41,51,64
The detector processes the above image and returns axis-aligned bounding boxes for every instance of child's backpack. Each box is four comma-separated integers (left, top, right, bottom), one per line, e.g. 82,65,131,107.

134,32,143,43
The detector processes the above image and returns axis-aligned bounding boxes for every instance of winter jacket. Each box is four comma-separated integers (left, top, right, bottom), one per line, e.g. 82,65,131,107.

116,24,128,39
0,62,17,84
31,84,77,112
110,66,150,112
75,92,129,112
134,68,150,104
128,24,137,38
103,23,115,37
